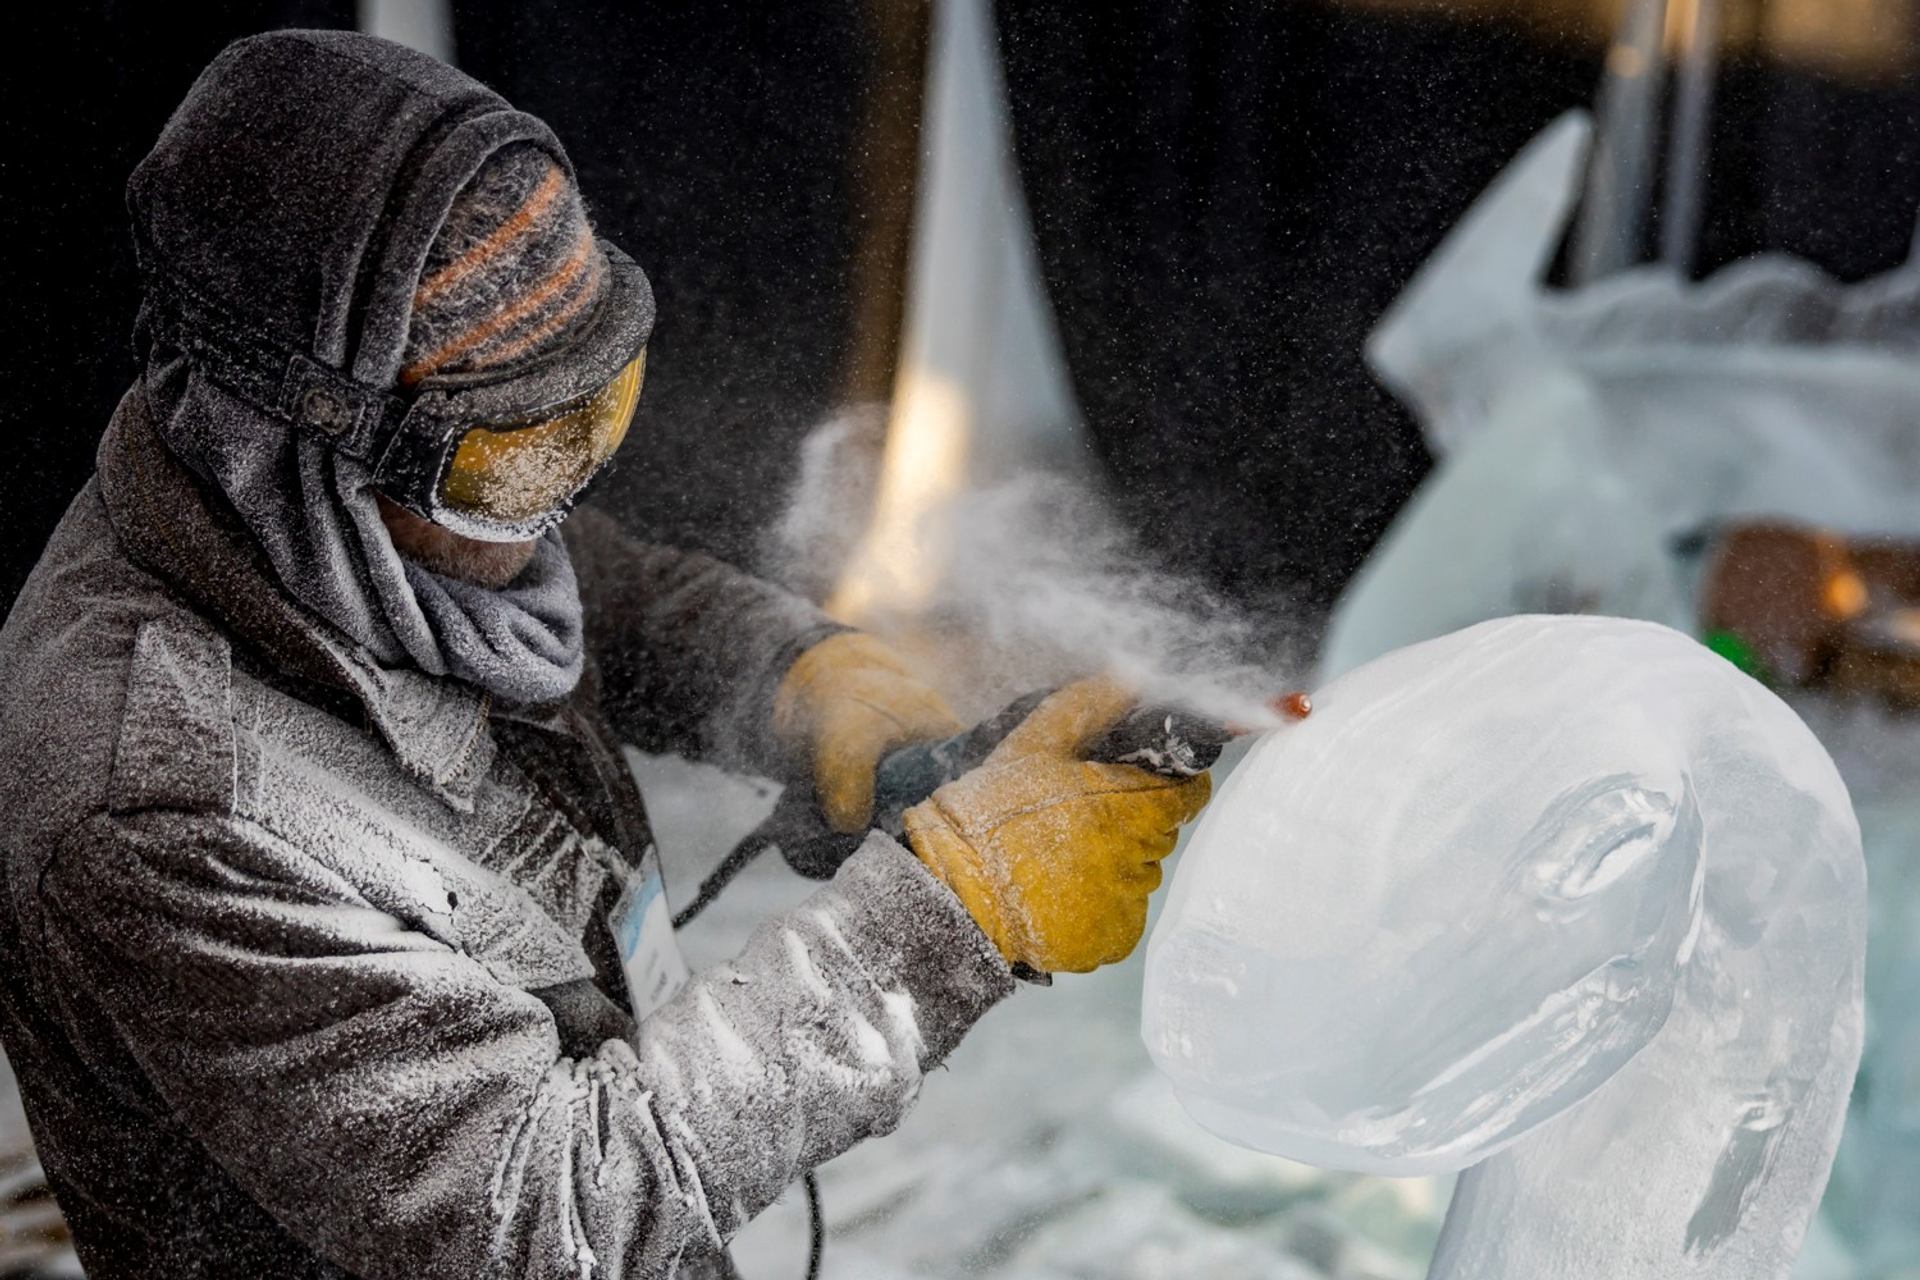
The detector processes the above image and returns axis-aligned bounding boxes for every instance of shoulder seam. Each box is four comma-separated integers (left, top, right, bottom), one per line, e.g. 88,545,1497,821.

107,617,238,818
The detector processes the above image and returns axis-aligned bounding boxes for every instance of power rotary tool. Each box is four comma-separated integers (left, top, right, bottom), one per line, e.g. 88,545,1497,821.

673,688,1312,945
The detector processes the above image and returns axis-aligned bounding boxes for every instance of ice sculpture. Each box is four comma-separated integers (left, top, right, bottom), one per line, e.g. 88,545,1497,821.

1143,615,1867,1278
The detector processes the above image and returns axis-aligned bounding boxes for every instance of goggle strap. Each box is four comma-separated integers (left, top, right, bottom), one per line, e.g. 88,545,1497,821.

136,266,407,462
276,353,408,462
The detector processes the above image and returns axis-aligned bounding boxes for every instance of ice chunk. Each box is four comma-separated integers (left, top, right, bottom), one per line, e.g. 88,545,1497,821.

1144,615,1866,1279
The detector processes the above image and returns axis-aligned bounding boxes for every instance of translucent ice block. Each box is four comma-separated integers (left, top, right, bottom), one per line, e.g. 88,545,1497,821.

1144,616,1866,1279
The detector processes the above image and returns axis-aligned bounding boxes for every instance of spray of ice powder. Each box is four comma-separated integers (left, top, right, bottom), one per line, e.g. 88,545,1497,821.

770,439,1298,731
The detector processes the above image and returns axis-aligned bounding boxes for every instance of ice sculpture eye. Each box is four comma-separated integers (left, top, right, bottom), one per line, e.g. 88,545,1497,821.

1526,775,1687,906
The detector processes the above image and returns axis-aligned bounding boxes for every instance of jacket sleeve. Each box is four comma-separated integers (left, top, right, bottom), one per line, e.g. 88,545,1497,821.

563,506,845,775
42,811,1013,1280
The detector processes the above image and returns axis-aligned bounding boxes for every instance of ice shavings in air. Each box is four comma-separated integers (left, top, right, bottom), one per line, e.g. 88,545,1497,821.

1143,615,1867,1279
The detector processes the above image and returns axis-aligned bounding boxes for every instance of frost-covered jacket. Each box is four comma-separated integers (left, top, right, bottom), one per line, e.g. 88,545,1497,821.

0,394,1014,1279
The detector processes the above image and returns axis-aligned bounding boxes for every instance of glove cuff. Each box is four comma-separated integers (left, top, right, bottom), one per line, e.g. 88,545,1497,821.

902,800,1021,965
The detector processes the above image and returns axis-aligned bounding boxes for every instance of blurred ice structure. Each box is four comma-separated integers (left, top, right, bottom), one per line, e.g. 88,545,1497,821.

1327,113,1920,677
1792,702,1920,1279
1145,615,1868,1279
1321,111,1920,1278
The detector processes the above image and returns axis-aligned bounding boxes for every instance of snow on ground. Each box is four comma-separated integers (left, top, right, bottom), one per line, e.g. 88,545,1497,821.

632,745,1448,1280
0,1049,81,1277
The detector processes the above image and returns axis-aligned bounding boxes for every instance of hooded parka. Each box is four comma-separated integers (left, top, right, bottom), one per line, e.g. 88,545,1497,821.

0,30,1012,1280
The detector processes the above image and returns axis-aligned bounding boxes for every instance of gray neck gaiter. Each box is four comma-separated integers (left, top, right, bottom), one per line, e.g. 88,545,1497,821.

384,530,585,707
144,353,584,707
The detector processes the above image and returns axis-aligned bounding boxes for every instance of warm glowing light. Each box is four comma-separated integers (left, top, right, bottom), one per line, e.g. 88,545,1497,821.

1332,0,1915,79
827,372,971,622
1889,609,1920,646
1766,0,1913,77
1815,534,1870,620
1823,571,1870,621
1605,42,1647,78
1663,0,1703,57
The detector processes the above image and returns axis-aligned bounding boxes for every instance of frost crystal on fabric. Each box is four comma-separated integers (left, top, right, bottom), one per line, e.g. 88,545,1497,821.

0,52,1011,1263
0,388,1013,1277
127,31,599,706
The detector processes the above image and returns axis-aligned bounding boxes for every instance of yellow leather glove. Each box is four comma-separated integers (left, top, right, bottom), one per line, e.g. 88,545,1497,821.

773,632,967,833
902,677,1212,973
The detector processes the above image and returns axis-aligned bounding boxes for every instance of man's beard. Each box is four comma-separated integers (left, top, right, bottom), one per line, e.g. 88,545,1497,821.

375,493,540,589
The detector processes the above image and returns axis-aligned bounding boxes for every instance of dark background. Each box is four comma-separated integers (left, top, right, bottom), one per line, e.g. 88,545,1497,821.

7,1,1920,622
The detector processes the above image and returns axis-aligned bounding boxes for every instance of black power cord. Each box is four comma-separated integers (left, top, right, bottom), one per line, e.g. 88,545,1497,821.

803,1169,825,1280
671,831,778,930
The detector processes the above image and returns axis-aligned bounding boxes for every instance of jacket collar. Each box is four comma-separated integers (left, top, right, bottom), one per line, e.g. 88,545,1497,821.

97,383,494,809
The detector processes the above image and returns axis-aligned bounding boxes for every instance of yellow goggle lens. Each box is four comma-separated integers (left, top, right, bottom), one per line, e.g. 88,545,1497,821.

440,352,645,524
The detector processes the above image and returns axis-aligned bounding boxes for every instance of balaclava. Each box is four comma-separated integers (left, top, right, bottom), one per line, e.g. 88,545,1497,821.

126,30,653,706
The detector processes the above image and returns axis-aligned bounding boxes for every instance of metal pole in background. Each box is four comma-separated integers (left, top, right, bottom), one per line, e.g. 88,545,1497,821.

359,0,454,64
1661,0,1721,276
1573,0,1671,284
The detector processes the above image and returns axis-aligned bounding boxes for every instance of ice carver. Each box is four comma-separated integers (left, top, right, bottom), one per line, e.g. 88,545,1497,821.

0,31,1210,1280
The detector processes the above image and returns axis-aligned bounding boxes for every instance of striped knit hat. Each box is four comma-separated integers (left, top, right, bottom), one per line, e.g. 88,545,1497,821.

399,144,611,388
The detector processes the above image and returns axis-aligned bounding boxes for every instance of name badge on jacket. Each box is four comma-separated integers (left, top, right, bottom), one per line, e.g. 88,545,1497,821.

608,848,690,1020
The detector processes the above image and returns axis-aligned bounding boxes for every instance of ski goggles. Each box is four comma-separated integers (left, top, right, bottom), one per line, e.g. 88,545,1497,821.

140,236,657,542
430,350,645,536
363,242,656,541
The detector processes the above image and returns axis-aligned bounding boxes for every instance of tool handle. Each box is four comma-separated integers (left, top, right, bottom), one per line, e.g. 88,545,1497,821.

869,694,1231,835
763,691,1231,884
